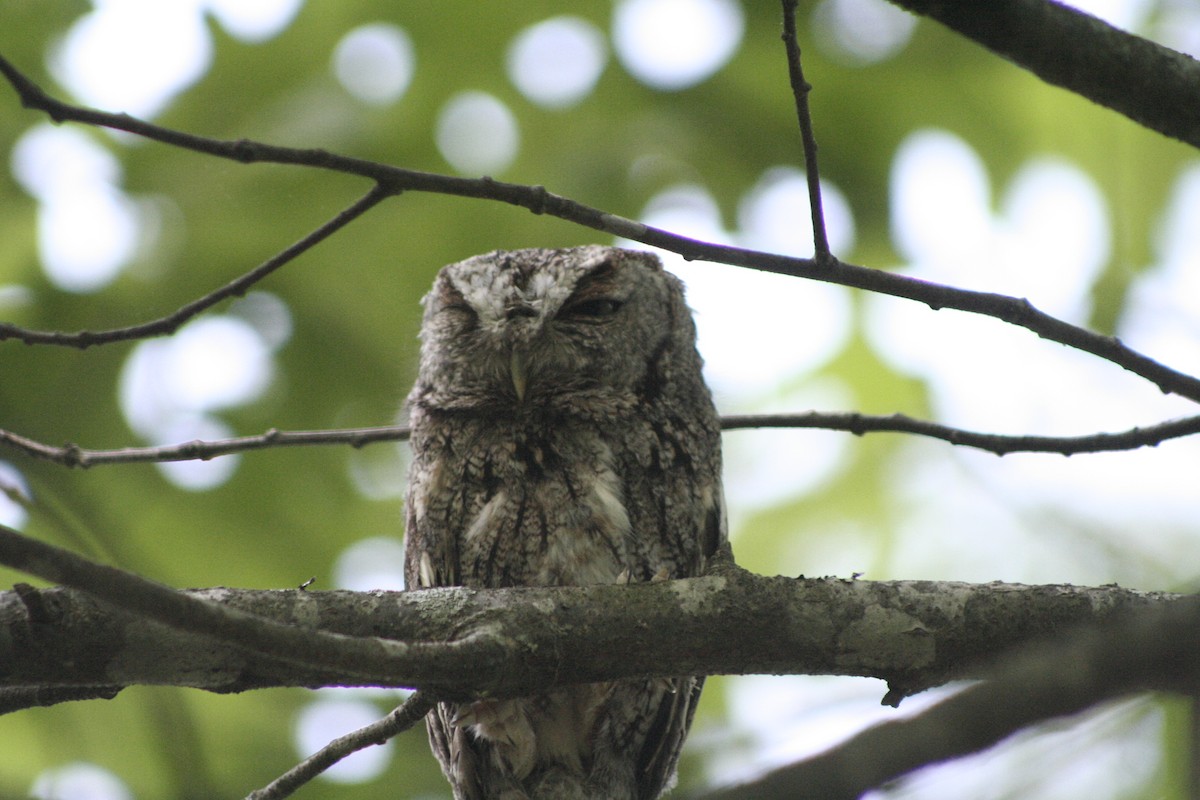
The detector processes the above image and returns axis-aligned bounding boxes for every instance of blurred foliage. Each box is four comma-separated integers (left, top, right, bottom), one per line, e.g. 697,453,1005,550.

0,2,1196,798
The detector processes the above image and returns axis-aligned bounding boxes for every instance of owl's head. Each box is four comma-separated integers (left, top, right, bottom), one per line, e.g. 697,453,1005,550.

411,246,704,417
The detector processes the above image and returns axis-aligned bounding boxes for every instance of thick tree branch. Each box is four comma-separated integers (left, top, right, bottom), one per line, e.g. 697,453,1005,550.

5,522,1194,795
889,0,1200,149
0,534,1183,703
3,56,1200,405
0,523,468,689
701,594,1200,799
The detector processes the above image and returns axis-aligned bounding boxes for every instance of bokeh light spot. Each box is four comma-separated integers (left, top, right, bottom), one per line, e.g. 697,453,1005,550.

737,166,855,257
890,129,991,269
996,157,1108,322
228,291,294,351
812,0,917,65
30,762,132,800
334,536,408,591
37,186,139,293
623,180,853,400
332,23,416,106
1123,164,1200,377
0,462,30,530
160,317,272,412
12,125,140,293
119,315,277,490
295,696,393,783
11,125,120,201
508,16,608,108
435,92,520,175
206,0,304,43
51,1,211,118
613,0,744,90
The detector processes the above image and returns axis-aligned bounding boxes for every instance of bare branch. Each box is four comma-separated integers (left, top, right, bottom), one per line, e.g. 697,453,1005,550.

0,424,410,467
245,692,434,800
721,411,1200,455
0,185,391,348
3,56,1199,404
780,0,831,261
4,413,1200,470
888,0,1200,149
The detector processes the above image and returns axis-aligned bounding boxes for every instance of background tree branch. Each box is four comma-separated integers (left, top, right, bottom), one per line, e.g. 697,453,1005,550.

888,0,1200,148
3,54,1199,406
6,411,1200,470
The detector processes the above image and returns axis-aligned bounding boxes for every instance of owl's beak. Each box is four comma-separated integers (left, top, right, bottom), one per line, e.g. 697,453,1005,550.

510,349,528,401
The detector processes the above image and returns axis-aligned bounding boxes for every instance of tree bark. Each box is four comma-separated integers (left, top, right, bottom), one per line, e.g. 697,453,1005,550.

0,559,1183,707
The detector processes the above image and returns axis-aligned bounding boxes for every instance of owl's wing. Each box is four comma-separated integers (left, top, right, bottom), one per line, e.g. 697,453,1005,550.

404,433,484,797
634,676,705,799
403,428,461,590
632,418,725,798
639,495,723,797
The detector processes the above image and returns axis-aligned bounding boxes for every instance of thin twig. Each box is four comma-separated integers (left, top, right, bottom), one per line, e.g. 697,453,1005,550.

246,692,434,800
3,413,1200,469
0,424,410,467
780,0,831,261
3,56,1200,403
0,185,392,348
720,412,1200,455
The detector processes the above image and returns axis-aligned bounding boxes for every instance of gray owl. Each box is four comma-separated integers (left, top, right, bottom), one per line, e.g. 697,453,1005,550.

404,246,726,799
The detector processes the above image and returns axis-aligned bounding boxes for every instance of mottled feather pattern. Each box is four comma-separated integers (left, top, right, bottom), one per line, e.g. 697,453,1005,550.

404,246,726,799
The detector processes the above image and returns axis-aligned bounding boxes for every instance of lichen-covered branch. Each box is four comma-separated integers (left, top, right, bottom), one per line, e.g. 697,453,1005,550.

4,521,1193,795
0,558,1182,704
701,592,1200,799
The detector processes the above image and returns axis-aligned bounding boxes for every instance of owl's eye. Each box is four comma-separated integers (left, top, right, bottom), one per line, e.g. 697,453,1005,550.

563,298,623,319
442,301,478,326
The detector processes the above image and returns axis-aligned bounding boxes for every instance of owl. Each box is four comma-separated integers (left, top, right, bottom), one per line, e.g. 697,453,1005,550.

404,246,726,799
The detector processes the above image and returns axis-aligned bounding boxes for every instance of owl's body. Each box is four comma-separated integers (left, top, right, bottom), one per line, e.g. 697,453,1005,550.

405,246,725,799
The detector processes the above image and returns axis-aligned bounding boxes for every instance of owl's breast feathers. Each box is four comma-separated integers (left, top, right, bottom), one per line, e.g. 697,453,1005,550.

406,410,718,589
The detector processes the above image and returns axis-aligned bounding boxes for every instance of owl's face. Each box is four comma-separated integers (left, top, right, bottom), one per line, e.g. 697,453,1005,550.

414,246,690,414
